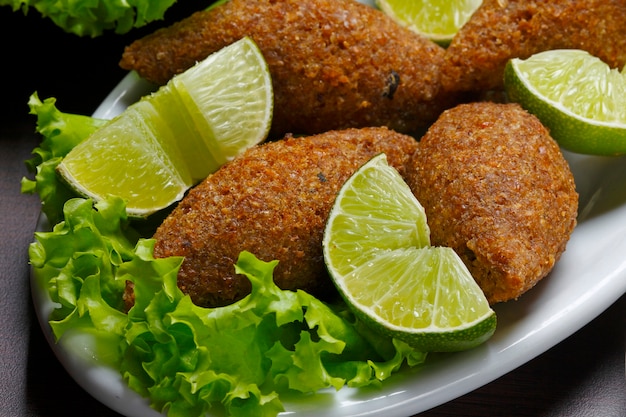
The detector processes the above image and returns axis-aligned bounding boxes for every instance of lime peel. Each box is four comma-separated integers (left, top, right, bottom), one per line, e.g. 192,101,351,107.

504,49,626,156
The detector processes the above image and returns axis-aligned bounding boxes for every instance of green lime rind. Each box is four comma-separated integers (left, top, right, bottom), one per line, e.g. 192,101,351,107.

356,305,496,353
504,51,626,156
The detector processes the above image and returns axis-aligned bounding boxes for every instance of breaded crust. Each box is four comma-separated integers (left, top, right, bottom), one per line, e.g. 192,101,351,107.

442,0,626,94
120,0,450,137
405,102,578,304
145,127,418,308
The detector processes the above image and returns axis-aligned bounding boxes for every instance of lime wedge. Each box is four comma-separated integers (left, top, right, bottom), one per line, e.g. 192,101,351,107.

376,0,482,45
504,49,626,156
57,37,273,217
323,154,496,352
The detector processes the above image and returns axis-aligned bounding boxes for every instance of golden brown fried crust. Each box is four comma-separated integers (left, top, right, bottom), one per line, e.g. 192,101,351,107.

405,102,578,304
442,0,626,93
143,127,417,308
120,0,451,138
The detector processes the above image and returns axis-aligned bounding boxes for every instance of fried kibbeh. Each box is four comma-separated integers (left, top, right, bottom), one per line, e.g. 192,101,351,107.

406,102,578,304
135,127,418,308
119,0,450,138
442,0,626,94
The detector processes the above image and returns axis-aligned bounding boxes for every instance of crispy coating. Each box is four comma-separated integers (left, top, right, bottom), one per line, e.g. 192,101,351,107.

405,102,578,304
442,0,626,94
119,0,451,137
143,127,417,308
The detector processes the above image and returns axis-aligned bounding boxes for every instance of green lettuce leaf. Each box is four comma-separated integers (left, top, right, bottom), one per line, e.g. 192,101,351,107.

30,195,426,417
123,250,426,416
21,93,107,224
1,0,179,37
30,197,143,365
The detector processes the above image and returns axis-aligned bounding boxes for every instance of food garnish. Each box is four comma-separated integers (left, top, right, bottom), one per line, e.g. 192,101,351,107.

1,0,180,36
323,154,496,352
21,94,106,225
57,37,273,217
376,0,482,46
505,49,626,156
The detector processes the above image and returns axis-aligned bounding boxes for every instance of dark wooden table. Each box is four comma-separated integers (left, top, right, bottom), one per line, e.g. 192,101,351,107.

2,5,625,417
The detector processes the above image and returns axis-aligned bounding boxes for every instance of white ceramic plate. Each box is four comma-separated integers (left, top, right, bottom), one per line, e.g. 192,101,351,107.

31,69,626,417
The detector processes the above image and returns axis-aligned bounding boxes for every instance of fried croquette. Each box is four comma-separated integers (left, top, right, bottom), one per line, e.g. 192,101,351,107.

119,0,450,138
405,102,578,304
442,0,626,94
135,127,418,308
